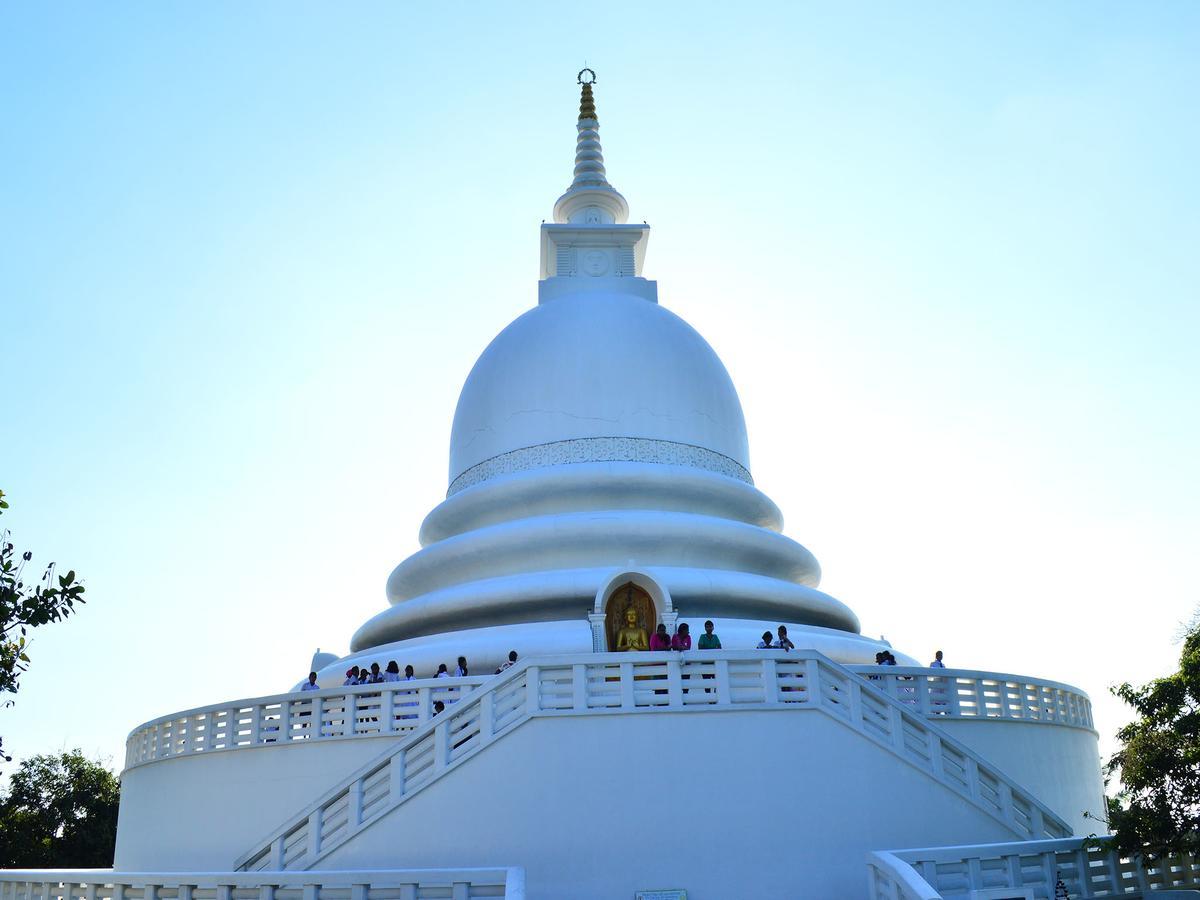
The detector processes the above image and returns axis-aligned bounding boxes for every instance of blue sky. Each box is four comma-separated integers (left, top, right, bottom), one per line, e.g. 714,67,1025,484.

2,3,1197,772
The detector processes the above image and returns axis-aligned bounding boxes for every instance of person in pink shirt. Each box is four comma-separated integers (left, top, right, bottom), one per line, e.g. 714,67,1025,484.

649,623,671,650
671,622,691,651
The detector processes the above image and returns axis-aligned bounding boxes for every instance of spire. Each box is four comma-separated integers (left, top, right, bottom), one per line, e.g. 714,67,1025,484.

553,69,629,225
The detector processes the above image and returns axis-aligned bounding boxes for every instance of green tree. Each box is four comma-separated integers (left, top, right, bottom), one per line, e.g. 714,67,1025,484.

0,750,119,867
1106,619,1200,858
0,488,86,762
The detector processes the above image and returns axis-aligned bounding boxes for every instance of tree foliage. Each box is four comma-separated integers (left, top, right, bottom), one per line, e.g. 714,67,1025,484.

0,750,120,868
0,488,86,762
1106,620,1200,858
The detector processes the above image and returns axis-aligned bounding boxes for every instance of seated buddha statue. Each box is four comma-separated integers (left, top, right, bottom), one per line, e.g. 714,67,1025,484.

614,605,650,652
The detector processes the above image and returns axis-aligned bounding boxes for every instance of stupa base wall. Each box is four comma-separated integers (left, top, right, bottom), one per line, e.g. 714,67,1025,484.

115,704,1058,897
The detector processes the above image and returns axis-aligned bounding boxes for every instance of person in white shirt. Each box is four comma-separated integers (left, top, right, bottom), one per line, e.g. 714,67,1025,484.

404,664,415,681
756,630,776,649
776,625,795,652
930,650,946,668
343,666,361,686
435,663,449,678
495,650,518,674
454,656,469,677
383,660,402,682
301,672,320,691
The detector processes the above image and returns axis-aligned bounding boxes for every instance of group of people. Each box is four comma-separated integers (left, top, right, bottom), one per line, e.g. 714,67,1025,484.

756,625,796,650
297,639,950,693
299,650,521,692
874,649,947,668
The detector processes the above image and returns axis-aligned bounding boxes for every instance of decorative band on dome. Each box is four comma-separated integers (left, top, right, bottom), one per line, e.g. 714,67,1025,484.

448,436,753,496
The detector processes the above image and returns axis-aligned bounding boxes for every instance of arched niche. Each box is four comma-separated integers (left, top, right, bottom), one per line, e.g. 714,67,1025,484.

590,570,674,652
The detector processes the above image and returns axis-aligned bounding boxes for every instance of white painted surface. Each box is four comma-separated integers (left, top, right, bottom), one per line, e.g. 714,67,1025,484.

447,289,750,483
881,838,1200,899
317,711,1018,900
937,719,1104,836
114,736,403,869
233,653,1068,878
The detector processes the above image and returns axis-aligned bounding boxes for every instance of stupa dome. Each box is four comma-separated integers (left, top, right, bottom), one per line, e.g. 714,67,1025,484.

448,288,751,491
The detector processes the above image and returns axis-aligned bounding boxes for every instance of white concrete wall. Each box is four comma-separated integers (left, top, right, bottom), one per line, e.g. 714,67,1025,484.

938,718,1105,835
114,736,404,870
316,710,1019,900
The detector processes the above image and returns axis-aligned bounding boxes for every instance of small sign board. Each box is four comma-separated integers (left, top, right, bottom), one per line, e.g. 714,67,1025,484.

635,892,687,900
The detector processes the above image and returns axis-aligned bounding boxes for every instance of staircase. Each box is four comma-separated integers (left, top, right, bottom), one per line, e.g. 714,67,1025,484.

234,650,1071,872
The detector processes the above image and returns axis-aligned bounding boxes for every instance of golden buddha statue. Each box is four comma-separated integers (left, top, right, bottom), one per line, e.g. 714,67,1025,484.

614,605,649,652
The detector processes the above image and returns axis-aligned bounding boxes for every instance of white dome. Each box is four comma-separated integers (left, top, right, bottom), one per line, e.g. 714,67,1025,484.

448,290,751,489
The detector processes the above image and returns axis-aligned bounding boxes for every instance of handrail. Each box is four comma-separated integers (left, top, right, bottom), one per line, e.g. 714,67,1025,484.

848,666,1094,731
882,836,1200,898
0,867,525,900
124,677,489,770
865,851,942,900
234,650,1071,872
125,664,1094,772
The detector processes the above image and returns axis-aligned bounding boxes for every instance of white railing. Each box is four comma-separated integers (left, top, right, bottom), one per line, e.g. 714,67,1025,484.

869,837,1200,898
235,650,1071,872
848,667,1094,731
0,868,525,900
867,851,942,900
124,677,488,769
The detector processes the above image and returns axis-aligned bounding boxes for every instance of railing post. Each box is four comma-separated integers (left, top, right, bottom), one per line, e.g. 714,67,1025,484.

259,885,274,900
478,691,495,742
848,680,865,729
761,657,780,704
916,677,932,716
998,781,1015,829
1030,805,1045,838
302,885,318,900
525,666,540,715
390,750,408,805
251,705,263,745
620,662,636,709
310,696,323,738
381,690,395,734
351,885,368,900
888,705,906,753
714,659,732,706
965,756,981,801
804,658,823,707
572,664,587,711
348,779,365,827
418,688,431,725
433,721,449,773
269,834,284,869
280,700,291,742
667,658,683,707
306,807,322,860
927,731,944,780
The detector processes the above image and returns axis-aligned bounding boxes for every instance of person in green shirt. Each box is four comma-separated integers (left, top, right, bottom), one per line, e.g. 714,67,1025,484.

697,620,722,650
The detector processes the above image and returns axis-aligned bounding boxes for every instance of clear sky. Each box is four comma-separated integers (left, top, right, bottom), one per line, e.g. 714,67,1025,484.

2,3,1197,777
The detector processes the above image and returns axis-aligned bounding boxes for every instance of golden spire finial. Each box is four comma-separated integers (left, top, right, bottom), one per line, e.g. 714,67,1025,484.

577,68,597,121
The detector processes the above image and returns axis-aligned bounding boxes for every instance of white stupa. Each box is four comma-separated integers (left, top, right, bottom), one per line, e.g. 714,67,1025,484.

332,72,893,684
13,73,1185,900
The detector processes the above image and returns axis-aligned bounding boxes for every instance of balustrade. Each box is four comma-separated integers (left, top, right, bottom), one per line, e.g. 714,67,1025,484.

849,667,1093,730
0,868,525,900
125,677,488,769
869,837,1200,898
236,650,1070,873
